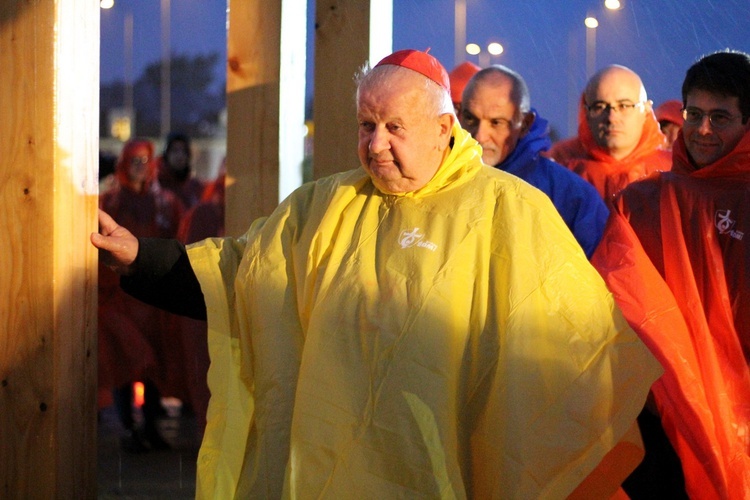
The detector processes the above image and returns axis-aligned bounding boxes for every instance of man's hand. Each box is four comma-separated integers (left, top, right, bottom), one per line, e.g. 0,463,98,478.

91,209,139,275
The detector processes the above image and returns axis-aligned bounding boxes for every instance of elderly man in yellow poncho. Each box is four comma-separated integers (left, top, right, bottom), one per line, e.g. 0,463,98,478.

93,49,661,499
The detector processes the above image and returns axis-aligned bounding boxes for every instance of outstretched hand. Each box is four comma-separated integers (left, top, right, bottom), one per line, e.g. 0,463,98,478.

91,209,139,275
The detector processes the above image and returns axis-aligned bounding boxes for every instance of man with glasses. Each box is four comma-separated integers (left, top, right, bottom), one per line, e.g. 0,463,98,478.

460,65,608,258
547,65,671,204
592,50,750,498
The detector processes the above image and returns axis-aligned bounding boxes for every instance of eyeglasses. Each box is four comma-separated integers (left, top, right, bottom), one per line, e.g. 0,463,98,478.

585,101,645,118
682,107,740,130
130,156,150,166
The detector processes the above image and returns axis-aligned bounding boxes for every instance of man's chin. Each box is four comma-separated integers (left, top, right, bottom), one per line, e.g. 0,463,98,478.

372,178,408,194
482,154,501,166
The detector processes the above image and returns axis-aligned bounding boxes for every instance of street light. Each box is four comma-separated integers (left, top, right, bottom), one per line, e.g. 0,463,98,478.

584,17,598,79
604,0,622,10
100,0,114,9
487,42,504,57
584,16,599,29
466,42,504,68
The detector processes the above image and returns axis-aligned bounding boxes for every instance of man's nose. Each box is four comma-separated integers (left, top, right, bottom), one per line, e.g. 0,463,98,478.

600,108,616,123
369,128,390,154
474,122,490,143
697,115,713,134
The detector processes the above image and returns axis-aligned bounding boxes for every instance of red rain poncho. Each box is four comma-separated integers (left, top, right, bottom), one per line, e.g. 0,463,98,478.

548,95,672,204
592,130,750,498
98,140,185,407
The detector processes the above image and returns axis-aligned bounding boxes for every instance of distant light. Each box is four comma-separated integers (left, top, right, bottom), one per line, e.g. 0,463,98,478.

110,115,132,142
465,43,481,56
487,42,504,56
604,0,622,10
100,0,114,8
133,381,145,408
584,17,599,29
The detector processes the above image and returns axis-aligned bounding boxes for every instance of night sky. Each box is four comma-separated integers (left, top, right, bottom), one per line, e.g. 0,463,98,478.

100,0,750,138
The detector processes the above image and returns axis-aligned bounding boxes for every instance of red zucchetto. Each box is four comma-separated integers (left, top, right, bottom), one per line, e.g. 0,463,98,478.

375,49,450,91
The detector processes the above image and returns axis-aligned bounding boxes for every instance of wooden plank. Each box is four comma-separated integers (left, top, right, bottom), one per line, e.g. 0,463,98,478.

225,0,306,237
312,0,391,179
0,1,98,497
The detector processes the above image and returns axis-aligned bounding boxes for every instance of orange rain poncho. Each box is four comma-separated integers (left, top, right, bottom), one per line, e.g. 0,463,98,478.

592,131,750,498
547,95,672,204
188,125,661,498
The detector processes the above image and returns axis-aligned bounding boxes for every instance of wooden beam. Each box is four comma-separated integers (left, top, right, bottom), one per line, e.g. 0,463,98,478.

225,0,306,236
0,1,98,497
312,0,392,179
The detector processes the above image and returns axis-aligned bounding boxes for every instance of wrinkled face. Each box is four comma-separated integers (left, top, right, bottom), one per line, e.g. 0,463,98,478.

683,89,750,168
166,140,189,171
461,75,526,167
357,69,453,193
585,69,649,159
126,143,152,185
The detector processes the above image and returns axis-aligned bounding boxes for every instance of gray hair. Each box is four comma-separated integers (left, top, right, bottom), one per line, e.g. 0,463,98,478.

355,63,454,117
463,64,531,114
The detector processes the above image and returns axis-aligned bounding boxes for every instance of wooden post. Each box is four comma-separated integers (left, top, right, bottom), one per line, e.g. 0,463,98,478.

0,1,99,497
312,0,392,179
225,0,307,236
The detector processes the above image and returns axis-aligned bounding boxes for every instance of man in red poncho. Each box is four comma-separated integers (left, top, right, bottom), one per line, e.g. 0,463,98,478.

655,99,685,151
547,65,671,205
592,50,750,498
158,132,206,210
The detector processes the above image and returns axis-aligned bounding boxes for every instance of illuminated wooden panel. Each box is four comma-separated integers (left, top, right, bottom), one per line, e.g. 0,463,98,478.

0,1,98,496
225,0,306,236
312,0,392,179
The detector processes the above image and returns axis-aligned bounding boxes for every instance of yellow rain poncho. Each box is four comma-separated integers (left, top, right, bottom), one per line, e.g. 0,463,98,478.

188,125,661,498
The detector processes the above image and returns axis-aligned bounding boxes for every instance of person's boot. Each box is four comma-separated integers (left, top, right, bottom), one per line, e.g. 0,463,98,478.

142,379,170,450
113,383,149,452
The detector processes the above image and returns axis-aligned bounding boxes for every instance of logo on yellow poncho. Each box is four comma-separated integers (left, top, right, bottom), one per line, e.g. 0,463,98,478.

399,228,438,251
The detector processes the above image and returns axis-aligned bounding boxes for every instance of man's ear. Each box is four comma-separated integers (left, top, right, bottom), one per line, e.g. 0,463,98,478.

438,112,456,148
520,111,536,138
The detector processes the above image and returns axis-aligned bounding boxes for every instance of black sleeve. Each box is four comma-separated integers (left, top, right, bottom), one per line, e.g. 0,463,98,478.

120,237,207,320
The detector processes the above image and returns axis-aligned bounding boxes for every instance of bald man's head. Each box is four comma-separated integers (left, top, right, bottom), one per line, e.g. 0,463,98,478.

583,65,652,160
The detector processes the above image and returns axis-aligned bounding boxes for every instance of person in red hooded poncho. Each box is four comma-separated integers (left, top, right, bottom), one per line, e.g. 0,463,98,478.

98,138,185,451
448,60,481,115
592,50,750,499
547,65,672,205
655,99,685,151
